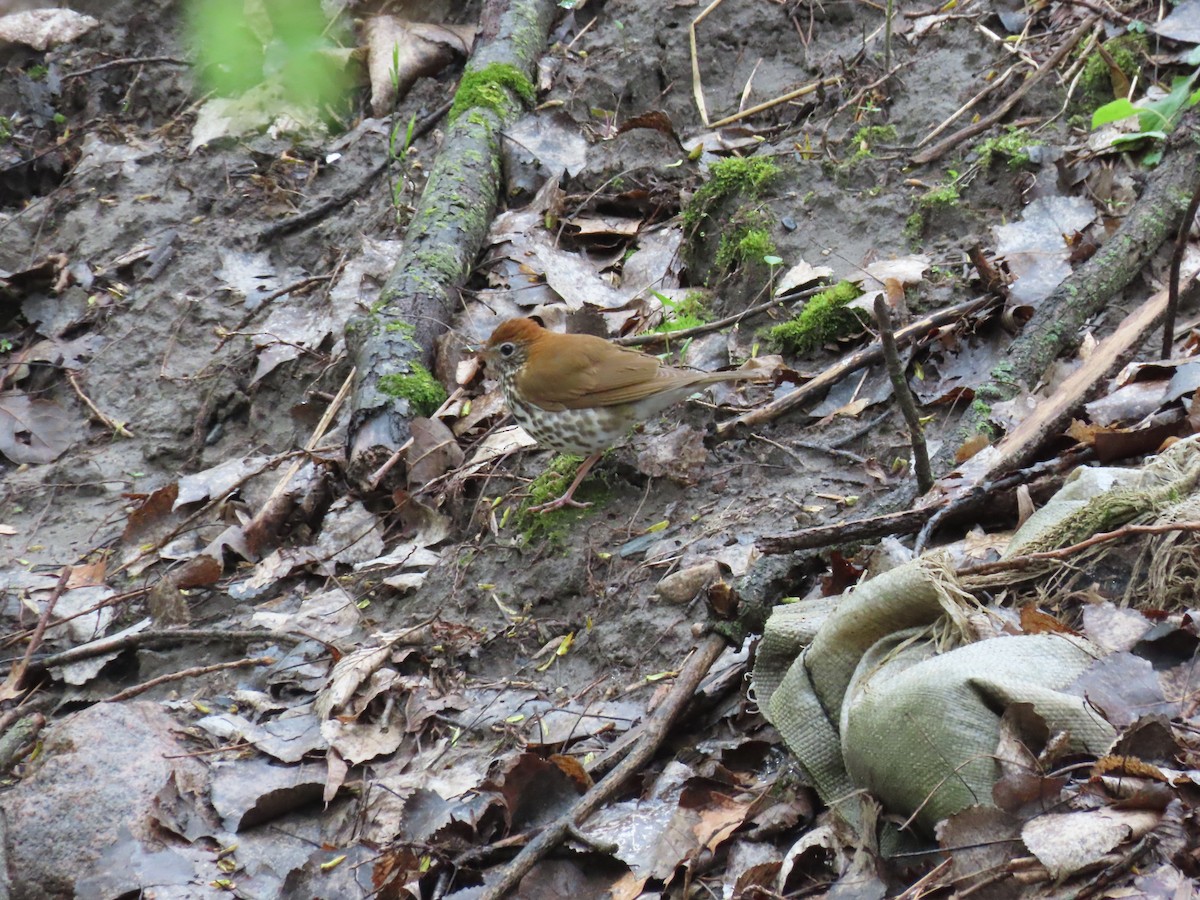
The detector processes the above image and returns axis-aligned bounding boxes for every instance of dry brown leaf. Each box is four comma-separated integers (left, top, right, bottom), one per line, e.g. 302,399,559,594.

366,16,476,115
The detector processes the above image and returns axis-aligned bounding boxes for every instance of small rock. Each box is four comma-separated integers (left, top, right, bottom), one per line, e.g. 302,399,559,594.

0,701,208,899
655,560,721,604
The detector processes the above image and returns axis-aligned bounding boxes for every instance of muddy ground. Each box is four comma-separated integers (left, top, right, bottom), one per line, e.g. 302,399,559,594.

0,0,1194,896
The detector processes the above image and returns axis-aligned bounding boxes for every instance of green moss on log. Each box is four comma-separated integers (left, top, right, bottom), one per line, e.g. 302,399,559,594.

378,362,448,417
450,62,535,123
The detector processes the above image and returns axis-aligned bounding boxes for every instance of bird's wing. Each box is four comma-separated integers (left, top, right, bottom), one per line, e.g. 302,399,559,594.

514,333,666,410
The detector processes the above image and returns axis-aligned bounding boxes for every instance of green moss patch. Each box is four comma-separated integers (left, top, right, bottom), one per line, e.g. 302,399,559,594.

684,157,782,283
511,454,607,546
715,226,775,272
1077,34,1146,113
766,280,864,354
846,124,898,164
977,127,1041,169
683,157,780,232
378,362,448,417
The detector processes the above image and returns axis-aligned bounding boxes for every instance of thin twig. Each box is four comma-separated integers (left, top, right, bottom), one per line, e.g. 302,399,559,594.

67,371,134,437
916,63,1018,149
884,0,894,69
1162,179,1200,357
821,64,905,154
257,100,454,243
23,628,303,673
958,522,1200,578
875,296,932,493
709,75,843,129
367,386,464,489
831,407,893,447
1054,0,1133,25
911,16,1098,165
893,858,953,899
690,0,729,126
264,367,355,505
103,657,275,703
476,633,729,899
615,287,820,348
750,433,868,466
0,568,70,699
215,274,334,351
65,56,190,79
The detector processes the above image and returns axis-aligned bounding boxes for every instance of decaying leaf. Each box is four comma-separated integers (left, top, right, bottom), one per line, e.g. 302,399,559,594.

1021,808,1160,879
0,391,80,464
633,424,707,483
407,416,465,487
365,16,476,115
994,196,1096,307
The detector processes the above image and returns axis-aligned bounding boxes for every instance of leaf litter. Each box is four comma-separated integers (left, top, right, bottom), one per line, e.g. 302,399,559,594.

2,0,1200,897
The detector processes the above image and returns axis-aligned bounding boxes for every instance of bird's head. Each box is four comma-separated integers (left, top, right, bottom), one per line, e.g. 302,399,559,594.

481,317,545,379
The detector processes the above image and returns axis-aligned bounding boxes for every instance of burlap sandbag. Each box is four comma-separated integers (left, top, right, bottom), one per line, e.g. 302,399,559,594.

755,436,1200,838
756,558,1114,837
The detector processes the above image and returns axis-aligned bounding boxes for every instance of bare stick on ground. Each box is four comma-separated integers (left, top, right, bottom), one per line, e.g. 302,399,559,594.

875,295,932,494
476,632,729,900
910,16,1098,166
103,657,275,703
1162,179,1200,357
715,295,997,439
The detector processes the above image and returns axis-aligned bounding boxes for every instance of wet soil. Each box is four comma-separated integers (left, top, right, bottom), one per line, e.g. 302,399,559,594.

0,0,1151,894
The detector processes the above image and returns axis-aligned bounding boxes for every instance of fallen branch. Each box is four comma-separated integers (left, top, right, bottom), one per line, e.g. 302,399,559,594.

103,657,275,703
257,100,453,244
933,111,1200,481
912,453,1083,552
760,454,1075,554
477,632,729,900
715,295,997,439
1161,177,1200,356
345,0,558,478
760,507,938,554
21,628,303,675
975,289,1167,478
876,294,932,493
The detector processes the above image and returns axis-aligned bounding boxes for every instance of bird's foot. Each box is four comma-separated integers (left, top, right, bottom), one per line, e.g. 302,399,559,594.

528,494,593,514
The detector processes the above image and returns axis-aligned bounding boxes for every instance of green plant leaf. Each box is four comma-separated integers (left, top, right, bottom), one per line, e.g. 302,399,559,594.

1111,130,1168,147
1092,98,1138,128
1137,72,1200,133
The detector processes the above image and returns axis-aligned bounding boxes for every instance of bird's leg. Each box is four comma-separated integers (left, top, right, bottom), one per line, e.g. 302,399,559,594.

529,452,602,513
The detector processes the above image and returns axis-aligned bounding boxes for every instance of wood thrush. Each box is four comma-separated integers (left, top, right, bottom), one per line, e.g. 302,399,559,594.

482,317,756,512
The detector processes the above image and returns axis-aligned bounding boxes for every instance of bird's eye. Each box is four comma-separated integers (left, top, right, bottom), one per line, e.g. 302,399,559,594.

499,342,516,358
